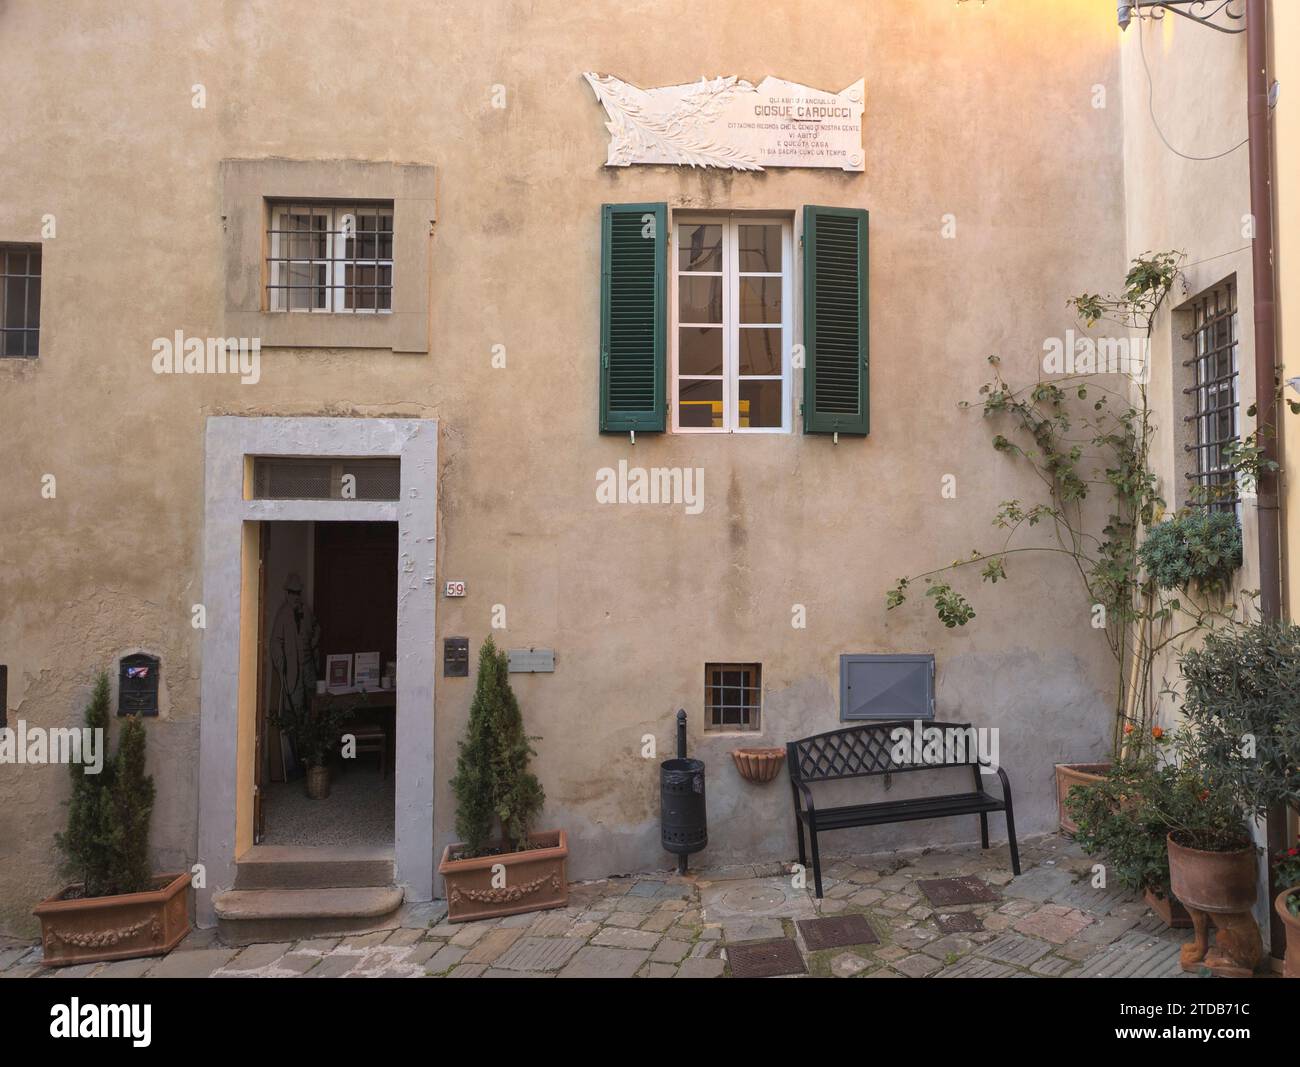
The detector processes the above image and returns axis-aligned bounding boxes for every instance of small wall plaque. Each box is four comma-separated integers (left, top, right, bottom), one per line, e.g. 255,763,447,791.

507,649,555,673
444,637,469,678
444,580,467,597
118,653,160,717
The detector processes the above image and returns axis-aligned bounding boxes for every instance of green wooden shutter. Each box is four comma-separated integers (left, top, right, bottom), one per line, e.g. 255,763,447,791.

802,205,869,435
600,203,667,433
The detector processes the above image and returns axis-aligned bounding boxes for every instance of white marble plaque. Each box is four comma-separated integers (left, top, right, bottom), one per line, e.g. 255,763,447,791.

584,73,864,172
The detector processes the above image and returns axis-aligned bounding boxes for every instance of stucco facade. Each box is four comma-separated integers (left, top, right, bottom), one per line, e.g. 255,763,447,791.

5,0,1256,938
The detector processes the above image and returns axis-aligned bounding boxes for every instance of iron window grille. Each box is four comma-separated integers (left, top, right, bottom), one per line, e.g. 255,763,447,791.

252,457,401,501
1,244,41,357
705,662,761,731
1183,281,1239,511
266,201,393,313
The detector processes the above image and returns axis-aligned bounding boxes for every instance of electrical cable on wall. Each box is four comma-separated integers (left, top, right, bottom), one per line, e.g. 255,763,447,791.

1138,17,1248,160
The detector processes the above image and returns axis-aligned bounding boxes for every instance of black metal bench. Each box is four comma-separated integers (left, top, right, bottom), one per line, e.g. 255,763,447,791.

786,721,1020,897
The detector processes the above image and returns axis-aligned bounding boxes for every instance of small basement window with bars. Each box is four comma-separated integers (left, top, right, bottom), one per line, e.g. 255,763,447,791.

252,457,401,501
705,663,761,731
1183,281,1239,511
2,244,41,357
266,201,393,313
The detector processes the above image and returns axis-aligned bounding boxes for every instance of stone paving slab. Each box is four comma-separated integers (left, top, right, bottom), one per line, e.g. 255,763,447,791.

557,946,649,978
0,833,1218,981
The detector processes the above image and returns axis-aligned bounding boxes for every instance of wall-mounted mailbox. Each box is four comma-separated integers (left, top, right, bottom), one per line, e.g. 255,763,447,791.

443,637,469,678
118,653,160,717
507,648,555,673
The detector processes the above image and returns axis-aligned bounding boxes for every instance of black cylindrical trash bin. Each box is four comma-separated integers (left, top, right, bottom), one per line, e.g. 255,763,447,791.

660,757,707,856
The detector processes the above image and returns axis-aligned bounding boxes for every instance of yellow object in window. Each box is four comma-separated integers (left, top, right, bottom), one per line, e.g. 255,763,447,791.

680,399,750,429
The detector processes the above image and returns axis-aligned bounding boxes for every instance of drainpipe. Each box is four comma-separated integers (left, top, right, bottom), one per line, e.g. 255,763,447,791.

1246,0,1285,961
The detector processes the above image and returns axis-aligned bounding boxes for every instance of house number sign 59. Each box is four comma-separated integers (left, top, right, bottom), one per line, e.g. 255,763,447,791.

444,580,467,597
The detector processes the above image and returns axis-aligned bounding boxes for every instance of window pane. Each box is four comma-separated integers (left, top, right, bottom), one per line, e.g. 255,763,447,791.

27,277,39,327
738,328,781,375
678,224,722,272
739,379,783,428
679,326,723,376
679,378,723,428
4,278,25,328
679,276,722,323
739,277,781,324
738,225,781,272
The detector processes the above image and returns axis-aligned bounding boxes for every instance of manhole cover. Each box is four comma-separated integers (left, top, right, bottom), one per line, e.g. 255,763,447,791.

935,911,984,934
796,914,879,951
917,876,1000,907
720,885,789,911
728,938,806,978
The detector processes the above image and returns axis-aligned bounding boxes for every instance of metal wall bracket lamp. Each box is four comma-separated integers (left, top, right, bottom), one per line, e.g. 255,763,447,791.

1117,1,1246,33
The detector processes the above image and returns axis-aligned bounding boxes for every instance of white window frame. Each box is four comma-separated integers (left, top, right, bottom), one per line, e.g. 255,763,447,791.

268,203,393,315
671,215,792,434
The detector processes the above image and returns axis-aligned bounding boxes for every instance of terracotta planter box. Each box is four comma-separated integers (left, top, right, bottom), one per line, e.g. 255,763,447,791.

1054,762,1111,835
1276,885,1300,979
437,829,568,923
33,872,191,968
731,747,786,783
1144,887,1192,929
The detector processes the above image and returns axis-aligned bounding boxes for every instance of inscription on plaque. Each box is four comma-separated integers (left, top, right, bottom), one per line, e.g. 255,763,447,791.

585,73,865,172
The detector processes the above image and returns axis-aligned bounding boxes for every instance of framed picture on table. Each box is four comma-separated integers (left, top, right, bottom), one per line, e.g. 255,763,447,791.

326,654,352,690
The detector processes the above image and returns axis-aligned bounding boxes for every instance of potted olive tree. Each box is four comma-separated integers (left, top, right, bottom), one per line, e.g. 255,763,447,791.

438,636,567,922
33,673,191,966
1170,621,1300,977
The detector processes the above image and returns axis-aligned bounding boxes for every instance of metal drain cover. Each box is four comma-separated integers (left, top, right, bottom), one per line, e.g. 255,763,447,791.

796,914,879,951
935,910,984,934
917,876,1000,907
727,938,806,978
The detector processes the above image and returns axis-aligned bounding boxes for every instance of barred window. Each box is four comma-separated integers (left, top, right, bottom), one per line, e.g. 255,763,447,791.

705,662,761,731
1183,281,1238,511
266,201,393,313
1,244,41,357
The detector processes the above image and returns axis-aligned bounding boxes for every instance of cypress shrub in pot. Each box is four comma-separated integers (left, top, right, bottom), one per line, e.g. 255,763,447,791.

34,673,190,966
438,636,567,922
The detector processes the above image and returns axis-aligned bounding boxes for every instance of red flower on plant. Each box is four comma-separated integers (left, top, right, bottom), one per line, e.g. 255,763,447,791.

1123,723,1134,735
1151,726,1164,739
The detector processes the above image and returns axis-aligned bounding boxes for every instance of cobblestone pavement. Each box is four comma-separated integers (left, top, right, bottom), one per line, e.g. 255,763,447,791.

0,834,1196,978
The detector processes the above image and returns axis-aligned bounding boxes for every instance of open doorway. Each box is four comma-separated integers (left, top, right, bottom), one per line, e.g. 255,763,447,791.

256,520,398,849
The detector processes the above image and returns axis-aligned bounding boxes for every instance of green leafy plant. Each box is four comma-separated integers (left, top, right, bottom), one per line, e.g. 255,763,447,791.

1144,744,1252,854
56,672,156,898
1272,848,1300,916
884,252,1249,754
270,684,358,768
450,636,545,858
1137,510,1242,593
1065,735,1177,896
1175,620,1300,817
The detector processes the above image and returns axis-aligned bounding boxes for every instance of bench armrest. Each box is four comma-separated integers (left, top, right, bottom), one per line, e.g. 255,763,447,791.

790,778,817,816
993,765,1013,800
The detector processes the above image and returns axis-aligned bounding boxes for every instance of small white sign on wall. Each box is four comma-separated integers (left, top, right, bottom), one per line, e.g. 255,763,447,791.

444,580,467,597
584,73,865,172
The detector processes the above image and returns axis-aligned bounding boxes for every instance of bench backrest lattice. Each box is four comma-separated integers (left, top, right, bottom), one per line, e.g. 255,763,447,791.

787,721,982,784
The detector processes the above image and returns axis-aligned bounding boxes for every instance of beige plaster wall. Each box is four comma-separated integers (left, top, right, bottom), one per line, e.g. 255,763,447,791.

0,0,1130,935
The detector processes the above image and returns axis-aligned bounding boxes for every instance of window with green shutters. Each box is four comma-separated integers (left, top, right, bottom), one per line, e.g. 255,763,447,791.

802,205,869,436
600,203,667,432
